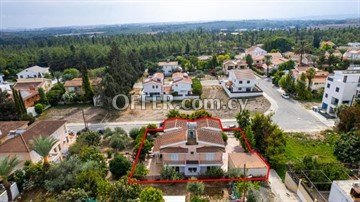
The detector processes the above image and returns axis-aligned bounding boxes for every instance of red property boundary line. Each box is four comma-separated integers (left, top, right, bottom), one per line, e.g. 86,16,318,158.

128,117,270,184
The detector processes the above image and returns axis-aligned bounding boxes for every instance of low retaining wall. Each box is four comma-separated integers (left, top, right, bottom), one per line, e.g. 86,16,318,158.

221,83,263,98
0,183,19,201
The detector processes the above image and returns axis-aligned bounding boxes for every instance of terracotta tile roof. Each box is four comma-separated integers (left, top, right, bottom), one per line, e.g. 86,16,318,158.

64,78,102,87
13,81,43,90
0,121,28,139
20,90,39,100
228,152,267,169
161,147,188,153
153,129,187,152
230,69,256,80
0,120,66,153
196,146,225,153
197,128,225,146
172,73,192,84
143,73,164,84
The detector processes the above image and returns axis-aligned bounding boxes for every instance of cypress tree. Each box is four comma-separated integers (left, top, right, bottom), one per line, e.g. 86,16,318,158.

82,66,94,101
17,90,27,115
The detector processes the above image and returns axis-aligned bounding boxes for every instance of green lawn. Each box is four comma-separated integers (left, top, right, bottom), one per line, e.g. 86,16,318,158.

284,133,339,164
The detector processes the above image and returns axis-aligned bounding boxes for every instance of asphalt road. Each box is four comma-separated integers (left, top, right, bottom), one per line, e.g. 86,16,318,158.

257,77,328,132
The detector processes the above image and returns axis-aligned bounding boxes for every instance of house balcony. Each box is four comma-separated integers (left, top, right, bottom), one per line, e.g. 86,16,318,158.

162,153,223,165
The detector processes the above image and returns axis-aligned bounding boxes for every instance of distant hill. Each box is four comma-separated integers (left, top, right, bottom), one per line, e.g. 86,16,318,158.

1,18,359,37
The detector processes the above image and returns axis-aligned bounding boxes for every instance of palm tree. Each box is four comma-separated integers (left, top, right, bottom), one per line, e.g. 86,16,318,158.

338,48,347,61
264,55,272,77
235,181,260,202
0,156,20,202
31,136,58,169
295,40,308,66
306,67,316,90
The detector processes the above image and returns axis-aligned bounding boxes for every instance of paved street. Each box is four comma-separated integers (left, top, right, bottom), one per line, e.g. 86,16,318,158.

257,77,329,132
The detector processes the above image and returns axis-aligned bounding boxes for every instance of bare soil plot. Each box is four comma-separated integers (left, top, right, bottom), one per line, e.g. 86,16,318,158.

39,104,108,123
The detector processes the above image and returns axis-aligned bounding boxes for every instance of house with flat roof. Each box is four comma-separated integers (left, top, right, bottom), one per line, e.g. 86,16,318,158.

158,61,182,76
0,120,76,169
329,180,360,202
228,152,268,177
321,65,360,115
17,66,50,79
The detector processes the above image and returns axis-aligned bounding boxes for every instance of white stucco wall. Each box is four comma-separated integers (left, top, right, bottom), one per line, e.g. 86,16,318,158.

143,82,163,96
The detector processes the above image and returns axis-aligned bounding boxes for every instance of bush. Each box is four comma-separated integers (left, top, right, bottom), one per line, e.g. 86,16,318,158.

334,131,360,163
34,103,44,114
129,128,140,140
110,134,128,150
57,188,89,201
160,166,183,180
204,167,224,178
132,163,149,180
109,154,131,178
192,78,202,95
221,132,228,143
186,178,205,196
140,187,164,202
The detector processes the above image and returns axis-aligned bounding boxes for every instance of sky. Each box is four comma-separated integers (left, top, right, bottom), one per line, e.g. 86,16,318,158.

0,0,359,29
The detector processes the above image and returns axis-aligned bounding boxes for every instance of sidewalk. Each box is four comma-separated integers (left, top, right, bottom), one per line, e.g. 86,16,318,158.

268,169,299,202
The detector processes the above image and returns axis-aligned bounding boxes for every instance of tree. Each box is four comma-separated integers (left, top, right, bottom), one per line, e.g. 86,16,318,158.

38,87,49,105
34,103,44,114
192,78,202,95
312,32,321,48
279,73,295,94
305,67,316,90
132,163,149,180
109,133,130,151
334,131,360,163
63,68,80,80
31,136,58,169
81,67,94,101
57,188,89,201
0,156,20,202
263,37,293,52
129,127,140,140
185,42,191,54
245,54,253,69
167,109,181,118
294,40,310,66
98,177,141,201
78,131,101,146
336,104,360,132
235,181,260,202
140,187,164,202
295,73,312,100
109,154,131,178
338,48,347,61
236,109,250,129
186,178,205,196
11,87,26,116
0,89,18,121
76,169,105,198
264,55,272,77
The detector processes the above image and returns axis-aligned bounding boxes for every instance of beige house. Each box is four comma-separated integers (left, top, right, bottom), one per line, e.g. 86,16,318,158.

152,118,225,176
222,59,248,75
0,120,76,169
228,152,268,177
64,77,101,94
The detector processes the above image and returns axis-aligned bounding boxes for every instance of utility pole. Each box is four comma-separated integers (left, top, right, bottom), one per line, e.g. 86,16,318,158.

82,109,88,130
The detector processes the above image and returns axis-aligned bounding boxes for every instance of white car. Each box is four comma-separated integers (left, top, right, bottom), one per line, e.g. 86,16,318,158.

281,93,290,99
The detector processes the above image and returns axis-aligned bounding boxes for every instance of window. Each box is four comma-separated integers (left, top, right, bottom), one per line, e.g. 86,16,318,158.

325,93,328,98
20,76,23,78
327,84,330,88
170,154,179,161
190,152,194,155
343,76,348,83
188,167,197,172
239,81,243,84
335,87,339,92
205,153,215,161
152,85,155,89
175,167,180,172
247,80,250,84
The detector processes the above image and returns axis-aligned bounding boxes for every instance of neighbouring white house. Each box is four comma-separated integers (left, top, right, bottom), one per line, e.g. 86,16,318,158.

328,180,360,202
158,61,182,76
343,49,360,61
321,65,360,115
222,59,248,75
171,72,192,96
142,72,165,97
0,120,76,170
221,69,262,98
17,65,50,79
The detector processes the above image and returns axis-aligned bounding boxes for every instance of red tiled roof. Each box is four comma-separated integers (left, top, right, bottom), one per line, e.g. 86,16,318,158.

0,121,28,139
0,120,66,153
231,69,256,80
143,73,164,84
13,81,43,90
197,128,224,146
196,146,225,153
161,147,188,153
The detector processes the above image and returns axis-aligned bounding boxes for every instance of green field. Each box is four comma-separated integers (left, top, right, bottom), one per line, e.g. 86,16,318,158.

284,133,339,164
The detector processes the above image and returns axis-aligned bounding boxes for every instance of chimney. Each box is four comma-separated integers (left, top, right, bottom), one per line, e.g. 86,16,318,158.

186,122,198,145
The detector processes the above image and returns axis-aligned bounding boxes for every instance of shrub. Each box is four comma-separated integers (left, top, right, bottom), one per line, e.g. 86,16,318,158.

132,163,149,180
109,154,131,178
186,178,205,196
110,134,128,150
221,132,228,143
57,188,89,201
34,103,44,114
160,166,183,180
192,78,202,95
140,187,164,202
204,167,224,178
129,127,140,140
334,131,360,163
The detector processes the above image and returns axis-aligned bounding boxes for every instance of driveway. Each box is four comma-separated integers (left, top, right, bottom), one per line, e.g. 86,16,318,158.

257,78,329,132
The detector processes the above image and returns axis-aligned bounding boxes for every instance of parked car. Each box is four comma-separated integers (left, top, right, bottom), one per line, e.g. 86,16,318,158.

281,93,290,99
312,106,319,112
